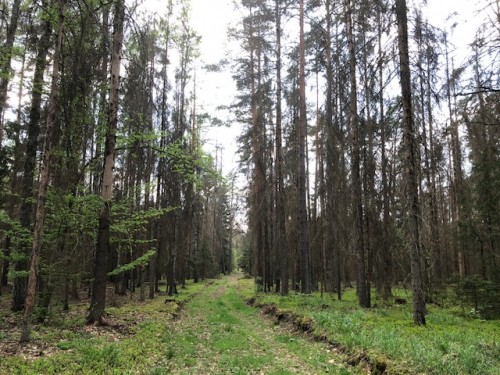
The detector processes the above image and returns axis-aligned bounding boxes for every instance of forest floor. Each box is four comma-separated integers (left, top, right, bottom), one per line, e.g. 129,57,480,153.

0,275,357,374
156,274,358,374
1,274,499,374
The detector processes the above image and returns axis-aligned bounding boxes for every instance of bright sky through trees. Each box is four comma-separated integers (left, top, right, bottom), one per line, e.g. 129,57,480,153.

191,0,240,174
188,0,486,175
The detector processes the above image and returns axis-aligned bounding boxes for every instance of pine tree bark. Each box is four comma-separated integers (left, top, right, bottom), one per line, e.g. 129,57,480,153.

92,4,110,195
275,0,288,296
396,0,426,325
2,46,26,290
324,0,342,299
20,0,66,342
377,3,393,300
360,5,375,307
155,0,173,292
87,0,125,325
444,34,465,278
426,53,441,284
346,0,370,308
12,0,53,312
298,0,311,294
248,4,266,287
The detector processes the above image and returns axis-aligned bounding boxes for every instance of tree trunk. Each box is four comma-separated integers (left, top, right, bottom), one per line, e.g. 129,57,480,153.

346,0,370,308
298,0,311,294
87,0,125,325
396,0,426,325
20,0,66,342
92,4,111,195
0,0,22,147
324,0,342,299
377,3,392,300
12,0,53,312
155,0,172,294
248,4,266,287
444,34,465,279
426,52,441,284
275,0,288,296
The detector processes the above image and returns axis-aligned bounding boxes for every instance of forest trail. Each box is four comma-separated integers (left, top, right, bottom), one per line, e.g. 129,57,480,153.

158,274,356,374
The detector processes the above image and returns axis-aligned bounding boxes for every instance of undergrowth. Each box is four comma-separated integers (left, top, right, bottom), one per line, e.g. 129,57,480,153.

0,279,209,374
240,278,500,375
3,276,498,374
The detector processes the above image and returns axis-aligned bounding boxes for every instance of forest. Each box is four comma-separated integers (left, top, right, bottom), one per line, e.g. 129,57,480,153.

0,0,499,373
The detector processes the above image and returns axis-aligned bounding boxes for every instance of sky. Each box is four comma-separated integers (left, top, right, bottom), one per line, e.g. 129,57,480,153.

190,0,241,176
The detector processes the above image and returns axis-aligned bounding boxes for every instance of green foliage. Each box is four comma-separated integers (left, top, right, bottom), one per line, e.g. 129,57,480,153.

109,204,173,279
111,205,173,241
8,269,29,279
114,128,221,190
108,249,156,276
107,203,176,282
0,147,11,192
164,139,219,187
0,209,33,244
117,130,168,150
43,191,101,243
236,232,252,274
41,191,101,284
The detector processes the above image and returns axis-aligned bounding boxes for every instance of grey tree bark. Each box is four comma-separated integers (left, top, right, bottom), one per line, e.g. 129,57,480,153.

298,0,311,294
87,0,125,325
396,0,426,325
20,0,66,342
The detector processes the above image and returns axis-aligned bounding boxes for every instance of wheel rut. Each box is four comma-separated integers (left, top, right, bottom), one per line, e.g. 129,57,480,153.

158,274,358,374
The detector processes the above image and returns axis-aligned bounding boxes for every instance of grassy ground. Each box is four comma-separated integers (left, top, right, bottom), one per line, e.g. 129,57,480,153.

2,276,498,374
0,280,206,374
247,281,500,375
0,276,359,374
154,274,359,374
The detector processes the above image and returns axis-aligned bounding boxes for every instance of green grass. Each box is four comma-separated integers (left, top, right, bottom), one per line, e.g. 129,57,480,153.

6,276,491,374
0,279,210,374
160,275,359,374
245,281,500,375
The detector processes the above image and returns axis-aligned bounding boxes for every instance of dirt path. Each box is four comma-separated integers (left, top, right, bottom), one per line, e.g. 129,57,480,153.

154,274,357,374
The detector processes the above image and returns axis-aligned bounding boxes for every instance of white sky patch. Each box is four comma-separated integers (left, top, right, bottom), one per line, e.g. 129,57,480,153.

425,0,484,61
190,0,234,64
189,0,242,175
